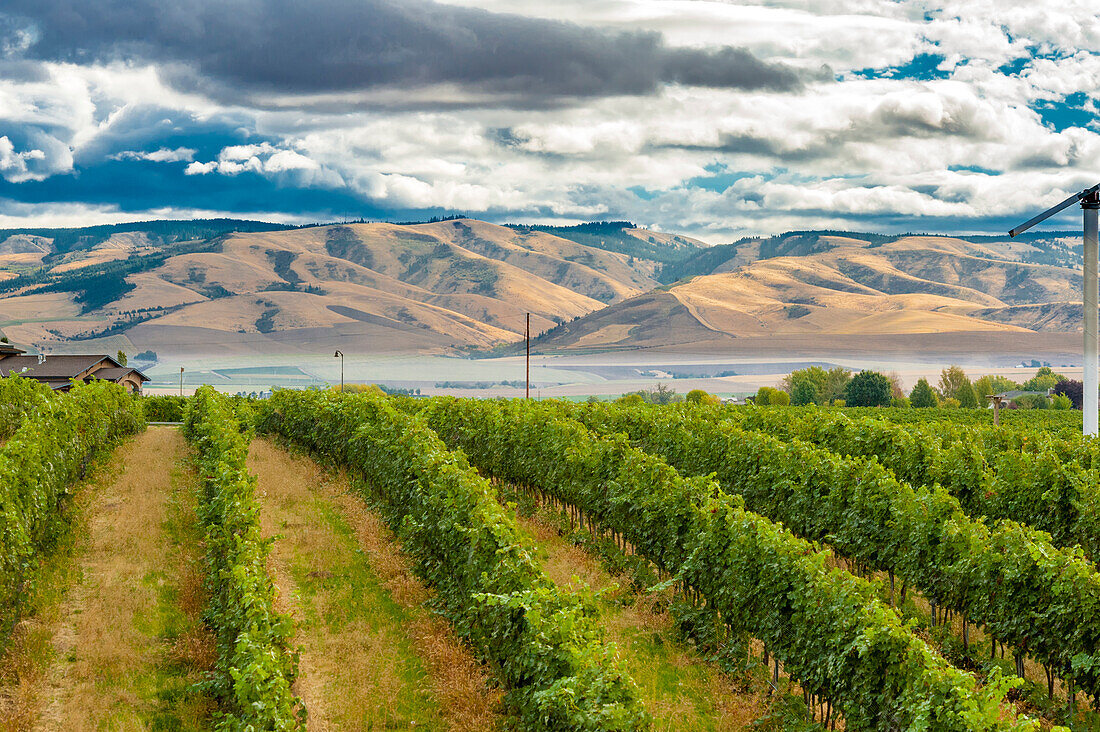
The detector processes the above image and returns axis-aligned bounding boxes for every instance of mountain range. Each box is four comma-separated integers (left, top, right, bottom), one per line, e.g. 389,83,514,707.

0,218,1086,357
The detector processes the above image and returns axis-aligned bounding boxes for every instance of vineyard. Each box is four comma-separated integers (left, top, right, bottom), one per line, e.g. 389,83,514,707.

4,378,1100,730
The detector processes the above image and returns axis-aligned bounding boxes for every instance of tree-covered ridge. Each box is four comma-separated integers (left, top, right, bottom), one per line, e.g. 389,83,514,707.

0,219,293,256
508,221,702,265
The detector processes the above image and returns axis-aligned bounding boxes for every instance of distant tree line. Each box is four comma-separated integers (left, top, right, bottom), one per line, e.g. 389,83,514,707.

761,364,1081,410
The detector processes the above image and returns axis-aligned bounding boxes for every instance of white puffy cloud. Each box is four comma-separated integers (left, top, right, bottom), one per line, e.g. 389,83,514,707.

112,146,196,162
2,0,1100,241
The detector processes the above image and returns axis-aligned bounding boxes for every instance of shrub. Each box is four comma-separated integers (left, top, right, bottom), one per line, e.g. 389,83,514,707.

789,378,817,406
755,387,789,406
142,395,188,422
910,378,938,408
1052,393,1072,410
844,370,892,407
1054,378,1083,410
685,389,719,406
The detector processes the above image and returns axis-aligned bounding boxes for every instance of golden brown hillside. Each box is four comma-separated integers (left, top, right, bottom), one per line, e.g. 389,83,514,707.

527,234,1085,352
0,220,660,355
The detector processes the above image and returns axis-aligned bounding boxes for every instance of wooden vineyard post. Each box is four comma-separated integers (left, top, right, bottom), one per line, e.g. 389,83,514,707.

988,394,1004,426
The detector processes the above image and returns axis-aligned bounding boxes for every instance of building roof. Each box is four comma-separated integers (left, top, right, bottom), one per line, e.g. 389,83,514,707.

93,366,150,383
0,343,24,356
0,355,114,379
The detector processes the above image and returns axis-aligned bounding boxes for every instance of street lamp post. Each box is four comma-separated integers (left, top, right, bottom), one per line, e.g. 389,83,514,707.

334,350,344,392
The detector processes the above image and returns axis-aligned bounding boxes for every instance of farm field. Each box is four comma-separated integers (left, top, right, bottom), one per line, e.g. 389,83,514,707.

4,379,1099,729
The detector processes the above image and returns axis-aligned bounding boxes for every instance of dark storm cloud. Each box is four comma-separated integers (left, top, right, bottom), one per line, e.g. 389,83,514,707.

1,0,801,103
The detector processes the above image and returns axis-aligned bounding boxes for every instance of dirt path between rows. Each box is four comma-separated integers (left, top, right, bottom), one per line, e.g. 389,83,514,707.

515,512,765,731
249,437,502,731
28,427,212,731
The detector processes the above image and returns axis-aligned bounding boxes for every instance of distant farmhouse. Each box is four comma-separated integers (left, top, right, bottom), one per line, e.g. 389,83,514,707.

0,343,148,393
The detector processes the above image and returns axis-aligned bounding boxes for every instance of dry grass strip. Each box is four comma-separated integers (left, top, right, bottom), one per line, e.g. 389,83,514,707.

250,437,502,732
6,427,213,732
517,513,765,731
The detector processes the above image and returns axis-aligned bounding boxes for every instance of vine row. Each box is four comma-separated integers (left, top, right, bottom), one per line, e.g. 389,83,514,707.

0,379,143,653
551,399,1100,706
255,389,649,731
414,396,1035,731
183,386,305,731
0,373,53,440
714,406,1100,559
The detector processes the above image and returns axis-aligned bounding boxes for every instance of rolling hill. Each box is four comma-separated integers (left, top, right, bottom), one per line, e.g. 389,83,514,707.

0,221,1089,358
0,219,673,355
527,232,1089,353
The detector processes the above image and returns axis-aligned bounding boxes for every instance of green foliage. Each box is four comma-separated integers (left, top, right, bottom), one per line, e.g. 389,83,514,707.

0,374,53,440
957,381,979,409
937,365,972,402
890,396,910,408
621,383,682,404
973,375,1019,406
781,366,850,406
413,397,1035,731
183,387,304,731
755,387,789,406
789,377,818,407
566,401,1100,705
254,390,647,731
685,389,718,406
0,380,143,653
844,370,891,407
1014,394,1050,410
116,350,127,366
1022,366,1064,392
142,395,188,422
910,378,938,408
1052,393,1072,410
721,407,1100,561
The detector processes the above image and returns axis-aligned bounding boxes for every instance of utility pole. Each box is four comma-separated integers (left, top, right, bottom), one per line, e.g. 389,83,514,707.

334,349,344,392
179,366,184,397
526,313,530,399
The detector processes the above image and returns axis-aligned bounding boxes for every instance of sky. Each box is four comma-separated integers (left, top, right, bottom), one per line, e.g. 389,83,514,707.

1,0,1099,242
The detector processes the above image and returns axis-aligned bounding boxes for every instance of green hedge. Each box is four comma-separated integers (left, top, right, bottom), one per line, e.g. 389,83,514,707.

142,394,188,423
255,389,648,731
0,380,143,650
416,397,1034,731
183,386,304,731
0,374,53,440
557,400,1100,703
724,407,1100,558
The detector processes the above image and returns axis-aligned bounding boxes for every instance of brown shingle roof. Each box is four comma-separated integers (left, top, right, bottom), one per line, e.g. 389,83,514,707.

93,367,150,383
0,355,114,379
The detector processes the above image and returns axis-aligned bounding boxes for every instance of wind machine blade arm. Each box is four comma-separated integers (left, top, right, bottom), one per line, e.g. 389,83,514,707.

1010,183,1100,237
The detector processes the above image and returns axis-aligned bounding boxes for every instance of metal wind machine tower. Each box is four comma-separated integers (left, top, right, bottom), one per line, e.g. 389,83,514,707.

1010,182,1100,435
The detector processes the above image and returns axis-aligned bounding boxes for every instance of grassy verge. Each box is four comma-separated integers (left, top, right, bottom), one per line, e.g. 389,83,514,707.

0,428,214,731
250,437,502,731
514,503,765,731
